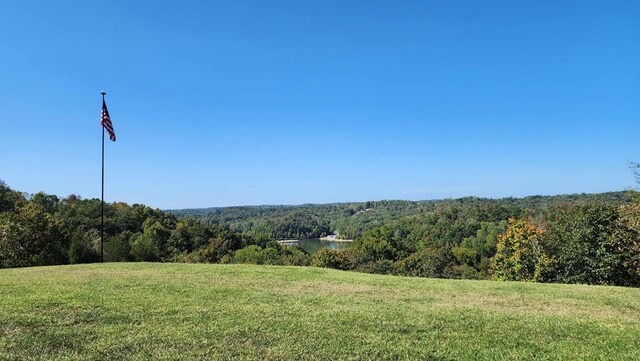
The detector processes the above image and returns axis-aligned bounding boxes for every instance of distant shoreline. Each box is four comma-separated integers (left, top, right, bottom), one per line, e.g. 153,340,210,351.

319,235,354,242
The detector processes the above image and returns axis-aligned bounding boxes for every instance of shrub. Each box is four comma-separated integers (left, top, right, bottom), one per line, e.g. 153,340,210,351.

543,203,638,286
131,232,160,262
260,247,280,265
311,248,354,270
233,245,263,264
352,227,397,263
394,247,457,278
104,231,133,262
278,246,311,266
355,260,395,275
68,229,100,264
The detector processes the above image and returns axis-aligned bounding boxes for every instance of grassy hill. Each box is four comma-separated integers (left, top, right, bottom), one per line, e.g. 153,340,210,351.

1,263,639,360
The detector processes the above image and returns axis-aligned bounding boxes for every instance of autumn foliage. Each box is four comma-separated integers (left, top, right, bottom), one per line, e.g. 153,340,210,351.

491,218,550,282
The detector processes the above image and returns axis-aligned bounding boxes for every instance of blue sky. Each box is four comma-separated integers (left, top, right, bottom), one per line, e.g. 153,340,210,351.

1,1,638,209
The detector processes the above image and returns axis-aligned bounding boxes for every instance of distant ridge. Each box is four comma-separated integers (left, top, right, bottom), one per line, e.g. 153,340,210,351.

168,190,630,214
167,191,633,241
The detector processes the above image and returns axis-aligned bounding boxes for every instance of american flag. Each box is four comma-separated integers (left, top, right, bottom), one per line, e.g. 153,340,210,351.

101,99,116,141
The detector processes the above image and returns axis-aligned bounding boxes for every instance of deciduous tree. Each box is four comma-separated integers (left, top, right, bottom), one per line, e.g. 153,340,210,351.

491,218,549,282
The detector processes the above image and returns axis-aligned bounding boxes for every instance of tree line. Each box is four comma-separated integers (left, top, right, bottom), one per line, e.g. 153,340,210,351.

0,180,308,268
1,178,639,287
171,193,629,240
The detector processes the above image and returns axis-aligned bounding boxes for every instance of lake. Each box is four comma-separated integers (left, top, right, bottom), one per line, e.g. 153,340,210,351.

297,238,353,254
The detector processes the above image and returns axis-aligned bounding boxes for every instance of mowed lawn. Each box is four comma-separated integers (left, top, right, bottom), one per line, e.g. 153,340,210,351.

1,263,639,360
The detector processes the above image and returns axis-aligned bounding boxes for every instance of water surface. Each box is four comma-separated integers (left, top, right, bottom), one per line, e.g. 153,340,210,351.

297,239,353,254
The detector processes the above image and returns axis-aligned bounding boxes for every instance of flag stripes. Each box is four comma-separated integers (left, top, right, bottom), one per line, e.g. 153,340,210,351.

101,99,116,141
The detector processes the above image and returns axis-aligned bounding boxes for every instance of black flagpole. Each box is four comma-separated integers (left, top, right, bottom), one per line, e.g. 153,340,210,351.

101,91,106,263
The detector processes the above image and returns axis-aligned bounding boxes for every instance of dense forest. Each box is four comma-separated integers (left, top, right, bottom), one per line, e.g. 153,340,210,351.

171,192,631,240
2,175,639,287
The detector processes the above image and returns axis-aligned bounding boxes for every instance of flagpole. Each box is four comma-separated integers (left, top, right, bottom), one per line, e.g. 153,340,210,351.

101,91,106,263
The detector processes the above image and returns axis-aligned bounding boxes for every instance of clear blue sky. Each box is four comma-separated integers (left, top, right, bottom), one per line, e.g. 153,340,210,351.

1,1,638,209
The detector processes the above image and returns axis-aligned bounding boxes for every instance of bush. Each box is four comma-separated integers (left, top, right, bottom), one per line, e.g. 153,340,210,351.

104,231,133,262
449,264,481,279
260,247,280,265
311,248,355,270
355,260,395,275
352,228,397,263
395,248,457,278
278,246,311,266
615,202,640,282
188,235,246,263
233,245,263,264
543,203,637,286
68,229,100,264
130,232,160,262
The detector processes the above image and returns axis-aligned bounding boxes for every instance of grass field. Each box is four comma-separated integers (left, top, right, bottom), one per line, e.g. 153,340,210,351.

1,263,639,360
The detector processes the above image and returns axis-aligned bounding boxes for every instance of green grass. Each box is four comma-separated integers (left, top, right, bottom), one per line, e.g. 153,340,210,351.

1,263,639,360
